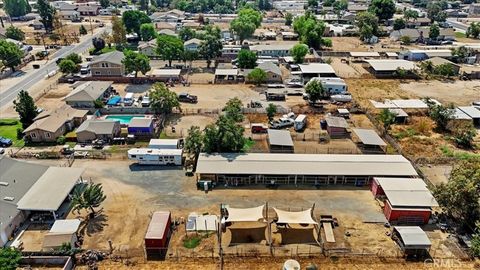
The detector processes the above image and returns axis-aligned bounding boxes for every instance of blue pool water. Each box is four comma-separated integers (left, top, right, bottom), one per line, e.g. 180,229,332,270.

105,115,144,125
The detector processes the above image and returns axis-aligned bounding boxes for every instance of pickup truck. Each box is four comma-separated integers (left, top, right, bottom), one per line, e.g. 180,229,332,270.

269,117,294,129
178,93,198,103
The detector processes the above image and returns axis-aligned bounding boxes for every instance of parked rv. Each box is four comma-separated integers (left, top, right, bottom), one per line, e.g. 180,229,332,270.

128,148,183,165
294,114,307,131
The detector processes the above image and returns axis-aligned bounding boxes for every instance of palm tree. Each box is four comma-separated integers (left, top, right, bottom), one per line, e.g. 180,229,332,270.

71,183,106,218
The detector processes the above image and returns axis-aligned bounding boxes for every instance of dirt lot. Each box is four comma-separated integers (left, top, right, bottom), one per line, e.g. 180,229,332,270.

399,80,480,106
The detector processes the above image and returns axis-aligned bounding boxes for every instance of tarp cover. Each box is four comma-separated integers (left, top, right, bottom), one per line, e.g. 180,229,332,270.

273,208,317,224
225,205,265,222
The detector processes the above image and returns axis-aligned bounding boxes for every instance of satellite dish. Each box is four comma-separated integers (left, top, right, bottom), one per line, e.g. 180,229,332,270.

283,259,300,270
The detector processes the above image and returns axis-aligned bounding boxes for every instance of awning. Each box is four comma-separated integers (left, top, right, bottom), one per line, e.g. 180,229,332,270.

352,128,386,146
273,208,317,224
394,226,431,248
225,205,265,222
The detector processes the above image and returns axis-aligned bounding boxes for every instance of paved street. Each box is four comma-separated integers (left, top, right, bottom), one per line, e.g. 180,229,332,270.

447,17,468,33
0,27,110,109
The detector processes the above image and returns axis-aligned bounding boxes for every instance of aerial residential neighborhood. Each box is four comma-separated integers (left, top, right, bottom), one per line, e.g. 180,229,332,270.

0,0,479,269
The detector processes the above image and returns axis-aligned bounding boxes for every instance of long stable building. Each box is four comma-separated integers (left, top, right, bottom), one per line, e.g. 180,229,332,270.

195,153,418,186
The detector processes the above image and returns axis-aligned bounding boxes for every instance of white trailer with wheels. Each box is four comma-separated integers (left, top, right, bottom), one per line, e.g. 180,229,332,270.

294,114,307,131
128,148,183,165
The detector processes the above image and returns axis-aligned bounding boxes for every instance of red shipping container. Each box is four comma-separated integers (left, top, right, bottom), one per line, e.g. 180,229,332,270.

145,211,171,257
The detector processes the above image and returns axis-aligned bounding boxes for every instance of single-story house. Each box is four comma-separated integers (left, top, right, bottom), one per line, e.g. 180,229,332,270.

390,28,455,42
158,29,178,37
150,9,185,22
298,63,337,82
281,31,298,40
184,38,202,52
24,105,88,143
127,118,155,137
400,50,453,61
76,4,100,16
0,156,84,246
364,60,416,77
267,129,294,153
76,120,121,143
392,226,431,256
63,81,113,108
42,219,81,251
325,116,349,138
422,57,460,74
148,69,182,81
52,1,77,11
90,51,125,77
244,62,283,83
58,10,80,20
195,153,418,186
214,69,242,83
405,17,431,28
250,44,294,58
138,40,158,57
182,21,202,29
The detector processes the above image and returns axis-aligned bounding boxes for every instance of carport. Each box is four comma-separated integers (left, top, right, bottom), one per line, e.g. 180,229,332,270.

223,205,269,246
267,129,294,153
392,226,431,256
17,167,85,220
352,128,387,153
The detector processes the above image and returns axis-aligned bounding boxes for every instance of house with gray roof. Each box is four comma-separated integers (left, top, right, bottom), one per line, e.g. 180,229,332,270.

250,44,294,58
244,62,283,83
90,51,125,77
63,81,113,108
184,38,202,51
76,120,121,143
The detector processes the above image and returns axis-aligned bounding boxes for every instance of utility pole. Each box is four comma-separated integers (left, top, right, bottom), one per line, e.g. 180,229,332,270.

218,203,224,270
88,13,94,35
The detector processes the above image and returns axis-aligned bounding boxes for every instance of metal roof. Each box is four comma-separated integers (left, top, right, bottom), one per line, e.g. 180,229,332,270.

374,178,427,191
325,116,349,128
384,189,438,208
196,153,418,176
63,81,113,102
349,52,380,57
128,148,183,156
458,106,480,119
366,60,415,71
128,118,153,128
215,69,238,76
91,51,124,65
453,108,472,120
268,129,294,147
352,129,386,146
76,120,119,135
148,139,180,148
49,219,81,234
298,63,336,74
17,167,84,211
145,211,170,239
389,108,408,117
394,226,431,247
149,69,181,77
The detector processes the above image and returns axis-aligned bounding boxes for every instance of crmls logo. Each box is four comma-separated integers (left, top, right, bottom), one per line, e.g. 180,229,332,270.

424,258,463,268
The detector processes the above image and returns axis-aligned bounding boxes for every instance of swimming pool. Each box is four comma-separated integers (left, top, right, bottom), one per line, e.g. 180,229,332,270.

105,115,144,125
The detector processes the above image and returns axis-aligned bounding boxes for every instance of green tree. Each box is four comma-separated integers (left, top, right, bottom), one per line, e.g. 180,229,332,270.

448,122,477,148
403,9,419,21
100,0,110,8
122,50,151,77
333,0,348,18
400,35,411,45
5,26,25,41
427,2,447,23
49,33,60,44
37,0,55,32
184,126,203,156
368,0,395,21
293,12,328,49
139,0,149,11
71,183,107,217
472,223,480,257
356,12,379,42
291,43,309,64
433,63,455,77
112,16,127,45
58,59,78,74
0,248,22,270
140,23,156,41
66,53,82,64
230,8,262,44
451,46,470,63
433,159,480,227
307,0,318,8
223,97,244,122
79,25,87,35
179,27,196,41
122,10,151,35
202,115,246,153
0,40,24,72
393,18,406,30
156,35,184,67
266,103,277,121
305,79,326,104
4,0,30,17
13,90,38,129
199,27,223,68
285,12,293,26
425,98,454,131
466,22,480,39
429,23,440,40
247,68,267,86
237,49,257,69
323,0,334,6
378,108,396,130
149,82,180,115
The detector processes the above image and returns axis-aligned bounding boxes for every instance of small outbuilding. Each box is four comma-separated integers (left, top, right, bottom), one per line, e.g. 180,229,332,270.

458,106,480,126
352,128,386,153
42,219,81,251
299,63,337,82
145,211,172,259
128,118,155,137
148,69,182,81
325,116,349,138
267,129,294,153
392,226,431,256
214,69,240,83
364,60,416,78
388,108,408,124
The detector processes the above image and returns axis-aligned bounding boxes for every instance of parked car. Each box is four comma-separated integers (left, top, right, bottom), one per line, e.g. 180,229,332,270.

251,123,268,133
141,96,151,107
269,117,294,129
80,63,90,74
178,93,198,103
0,137,13,147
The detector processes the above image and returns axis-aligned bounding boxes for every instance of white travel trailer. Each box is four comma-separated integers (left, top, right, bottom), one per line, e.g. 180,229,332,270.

128,148,183,165
294,114,307,131
309,77,348,94
148,139,183,149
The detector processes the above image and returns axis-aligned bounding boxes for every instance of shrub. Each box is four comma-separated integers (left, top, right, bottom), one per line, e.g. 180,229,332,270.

16,128,24,140
56,136,66,145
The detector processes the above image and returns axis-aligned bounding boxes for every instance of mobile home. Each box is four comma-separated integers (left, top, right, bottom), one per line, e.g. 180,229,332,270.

128,148,183,165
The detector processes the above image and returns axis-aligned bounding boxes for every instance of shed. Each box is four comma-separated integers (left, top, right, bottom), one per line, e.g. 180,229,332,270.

127,118,155,137
365,60,415,77
145,211,172,259
325,116,349,138
149,69,182,81
458,106,480,126
388,108,408,124
352,128,386,153
42,219,81,251
267,129,294,153
214,69,240,83
392,226,431,256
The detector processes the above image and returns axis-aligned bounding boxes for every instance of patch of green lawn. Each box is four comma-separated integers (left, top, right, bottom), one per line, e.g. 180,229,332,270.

183,235,202,249
455,32,466,39
0,119,25,147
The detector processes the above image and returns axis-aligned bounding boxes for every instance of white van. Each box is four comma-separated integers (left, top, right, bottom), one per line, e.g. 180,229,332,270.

294,114,307,131
124,92,134,106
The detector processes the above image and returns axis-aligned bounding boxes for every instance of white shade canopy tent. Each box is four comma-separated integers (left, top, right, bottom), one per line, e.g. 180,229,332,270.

225,205,265,223
273,208,317,224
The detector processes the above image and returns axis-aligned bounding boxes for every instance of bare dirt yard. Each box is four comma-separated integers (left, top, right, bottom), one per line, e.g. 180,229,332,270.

399,80,480,106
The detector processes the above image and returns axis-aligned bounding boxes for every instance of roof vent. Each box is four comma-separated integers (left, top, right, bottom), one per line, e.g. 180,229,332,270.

0,182,9,186
3,197,15,201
